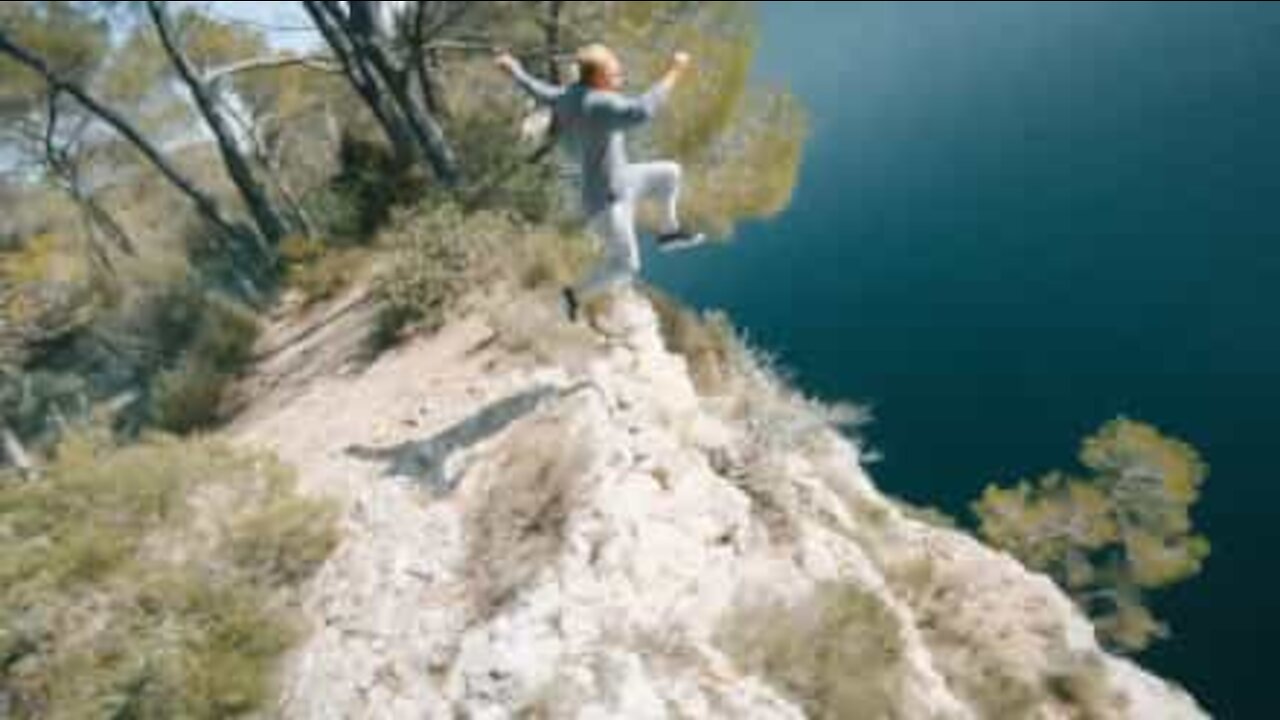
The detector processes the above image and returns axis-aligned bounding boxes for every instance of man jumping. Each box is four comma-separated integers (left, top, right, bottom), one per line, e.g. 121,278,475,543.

497,44,704,322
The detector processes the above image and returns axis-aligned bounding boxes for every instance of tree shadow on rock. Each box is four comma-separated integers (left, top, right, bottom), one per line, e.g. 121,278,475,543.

345,383,561,495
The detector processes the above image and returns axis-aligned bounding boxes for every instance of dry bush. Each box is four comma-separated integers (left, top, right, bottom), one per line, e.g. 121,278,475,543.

646,288,875,535
0,430,339,719
376,203,596,345
290,251,364,306
717,583,909,719
645,286,739,395
280,240,369,308
509,225,596,293
645,286,868,454
150,358,227,434
150,294,261,433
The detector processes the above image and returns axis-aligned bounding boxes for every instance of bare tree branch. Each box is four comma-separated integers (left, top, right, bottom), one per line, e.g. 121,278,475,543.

148,0,290,254
0,25,243,245
304,0,459,185
1,420,35,479
205,54,342,82
546,0,565,83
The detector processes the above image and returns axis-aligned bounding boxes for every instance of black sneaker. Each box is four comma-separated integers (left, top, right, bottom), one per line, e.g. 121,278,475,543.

656,230,707,252
562,286,579,323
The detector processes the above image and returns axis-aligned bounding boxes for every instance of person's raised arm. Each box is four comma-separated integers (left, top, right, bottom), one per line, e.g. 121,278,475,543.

592,52,692,130
496,51,564,105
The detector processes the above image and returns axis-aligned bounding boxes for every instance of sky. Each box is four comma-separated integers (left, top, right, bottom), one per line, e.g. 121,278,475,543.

199,1,320,53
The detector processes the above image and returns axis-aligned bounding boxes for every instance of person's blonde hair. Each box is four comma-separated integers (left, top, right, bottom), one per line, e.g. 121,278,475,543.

576,43,618,84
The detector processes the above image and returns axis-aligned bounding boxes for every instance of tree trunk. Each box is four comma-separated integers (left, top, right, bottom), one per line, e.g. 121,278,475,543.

70,188,120,280
148,1,288,263
303,1,423,167
253,123,317,238
0,28,244,247
546,1,565,83
369,45,459,186
1,421,34,478
79,188,139,258
304,0,460,186
411,2,450,120
341,1,460,185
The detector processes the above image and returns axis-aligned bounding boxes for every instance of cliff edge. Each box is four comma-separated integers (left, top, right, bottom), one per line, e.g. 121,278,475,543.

231,288,1207,719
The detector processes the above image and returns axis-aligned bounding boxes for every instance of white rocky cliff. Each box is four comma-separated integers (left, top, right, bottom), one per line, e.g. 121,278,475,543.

231,289,1207,719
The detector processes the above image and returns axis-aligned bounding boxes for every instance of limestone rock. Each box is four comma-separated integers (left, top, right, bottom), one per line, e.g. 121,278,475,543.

232,290,1207,719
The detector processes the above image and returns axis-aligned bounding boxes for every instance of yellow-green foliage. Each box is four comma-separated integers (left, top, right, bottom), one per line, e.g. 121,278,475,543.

1,233,80,286
278,234,327,266
377,204,594,342
288,249,365,306
229,497,340,586
0,430,339,718
443,66,564,222
1,233,95,328
378,204,511,337
0,2,109,104
972,418,1210,653
596,1,808,239
677,89,808,238
279,234,367,307
190,295,260,373
510,225,595,292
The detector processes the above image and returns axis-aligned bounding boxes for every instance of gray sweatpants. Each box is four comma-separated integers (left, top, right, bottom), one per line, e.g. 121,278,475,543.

576,161,683,301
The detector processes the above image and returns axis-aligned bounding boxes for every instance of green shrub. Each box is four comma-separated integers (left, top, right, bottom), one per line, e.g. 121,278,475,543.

149,295,260,434
717,584,907,718
230,496,341,586
287,248,366,307
513,225,596,292
972,418,1210,653
0,431,339,719
0,370,88,449
278,234,327,266
150,358,226,433
302,135,427,244
190,294,260,373
452,105,561,222
373,202,596,346
376,204,517,339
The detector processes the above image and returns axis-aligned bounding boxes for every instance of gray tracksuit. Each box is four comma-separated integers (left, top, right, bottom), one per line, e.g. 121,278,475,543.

511,64,684,299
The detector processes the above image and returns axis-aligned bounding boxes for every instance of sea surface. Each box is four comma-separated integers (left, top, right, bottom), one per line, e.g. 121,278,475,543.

645,2,1280,715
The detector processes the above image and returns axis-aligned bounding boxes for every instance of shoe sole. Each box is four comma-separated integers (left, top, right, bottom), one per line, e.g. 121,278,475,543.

657,236,707,252
562,289,579,323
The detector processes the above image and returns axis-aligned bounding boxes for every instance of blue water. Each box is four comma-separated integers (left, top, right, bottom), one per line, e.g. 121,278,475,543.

645,2,1280,715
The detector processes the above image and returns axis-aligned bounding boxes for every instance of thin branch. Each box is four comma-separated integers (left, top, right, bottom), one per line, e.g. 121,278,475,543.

425,39,573,60
43,90,62,168
546,1,565,83
2,421,36,479
0,25,243,243
204,54,342,82
148,0,289,251
460,138,556,211
411,1,447,119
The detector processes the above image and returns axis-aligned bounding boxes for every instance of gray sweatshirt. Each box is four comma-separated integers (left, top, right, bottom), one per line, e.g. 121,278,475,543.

510,64,671,213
